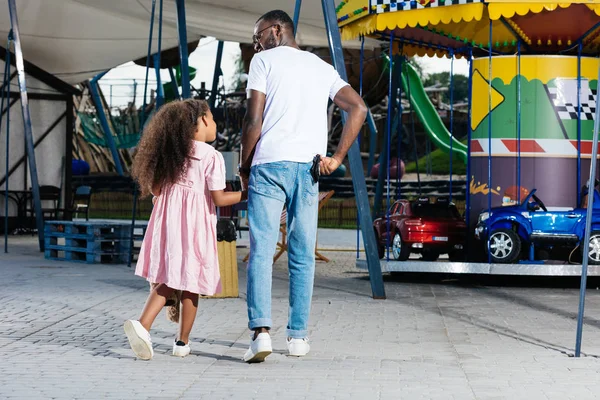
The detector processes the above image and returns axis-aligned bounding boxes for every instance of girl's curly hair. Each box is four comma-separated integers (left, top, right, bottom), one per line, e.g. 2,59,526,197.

132,99,209,198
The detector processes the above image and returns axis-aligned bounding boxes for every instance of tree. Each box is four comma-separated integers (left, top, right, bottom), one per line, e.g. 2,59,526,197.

423,72,469,104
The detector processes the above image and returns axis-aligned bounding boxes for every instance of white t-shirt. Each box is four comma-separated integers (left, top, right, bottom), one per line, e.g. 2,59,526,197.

246,46,349,166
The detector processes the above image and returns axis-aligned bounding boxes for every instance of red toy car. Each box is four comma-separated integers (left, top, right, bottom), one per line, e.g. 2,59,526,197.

373,197,466,261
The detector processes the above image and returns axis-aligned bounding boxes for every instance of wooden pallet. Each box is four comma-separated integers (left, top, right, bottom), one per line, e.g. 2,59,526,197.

44,220,145,264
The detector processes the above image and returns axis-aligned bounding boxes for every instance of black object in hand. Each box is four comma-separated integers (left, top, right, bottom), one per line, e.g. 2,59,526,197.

310,154,321,184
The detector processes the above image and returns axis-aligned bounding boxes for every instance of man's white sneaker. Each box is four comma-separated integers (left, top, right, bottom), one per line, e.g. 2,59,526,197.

287,337,310,357
243,332,272,363
123,320,153,360
172,340,191,357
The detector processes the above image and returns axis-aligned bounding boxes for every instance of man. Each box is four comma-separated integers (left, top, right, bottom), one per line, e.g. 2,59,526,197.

239,9,367,363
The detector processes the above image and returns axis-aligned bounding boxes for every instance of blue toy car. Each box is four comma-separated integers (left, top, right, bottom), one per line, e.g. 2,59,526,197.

474,187,600,264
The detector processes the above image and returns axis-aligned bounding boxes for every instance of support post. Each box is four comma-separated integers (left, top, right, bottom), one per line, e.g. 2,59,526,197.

168,67,181,100
449,51,454,202
366,110,378,174
154,0,164,109
175,0,191,99
466,49,473,257
8,0,45,250
153,54,164,109
486,18,493,264
577,43,582,207
209,41,224,109
322,0,385,299
575,59,600,357
293,0,303,37
2,34,11,252
90,72,124,176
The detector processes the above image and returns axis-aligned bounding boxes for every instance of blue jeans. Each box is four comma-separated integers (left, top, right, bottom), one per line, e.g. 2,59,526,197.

247,161,319,339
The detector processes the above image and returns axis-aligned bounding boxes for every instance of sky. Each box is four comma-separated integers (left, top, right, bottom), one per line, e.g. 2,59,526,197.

100,37,470,108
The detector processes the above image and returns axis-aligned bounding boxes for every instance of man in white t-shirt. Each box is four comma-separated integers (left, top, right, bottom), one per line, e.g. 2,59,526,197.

239,10,367,363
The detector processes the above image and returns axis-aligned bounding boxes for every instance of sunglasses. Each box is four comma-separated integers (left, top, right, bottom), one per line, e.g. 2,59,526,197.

252,24,278,43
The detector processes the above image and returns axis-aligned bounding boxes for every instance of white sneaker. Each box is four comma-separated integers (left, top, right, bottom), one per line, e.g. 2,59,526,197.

243,332,272,363
123,320,153,360
172,340,191,357
287,337,310,357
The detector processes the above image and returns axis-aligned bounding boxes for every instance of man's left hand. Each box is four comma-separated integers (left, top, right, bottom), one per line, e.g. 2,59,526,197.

320,156,342,176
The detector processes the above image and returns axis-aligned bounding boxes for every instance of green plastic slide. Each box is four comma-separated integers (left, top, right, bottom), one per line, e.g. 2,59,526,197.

400,62,468,164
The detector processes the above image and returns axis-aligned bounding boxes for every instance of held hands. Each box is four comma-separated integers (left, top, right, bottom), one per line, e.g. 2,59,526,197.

319,155,342,176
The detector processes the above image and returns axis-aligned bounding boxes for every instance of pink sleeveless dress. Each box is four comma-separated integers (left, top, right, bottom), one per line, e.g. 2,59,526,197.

135,141,226,295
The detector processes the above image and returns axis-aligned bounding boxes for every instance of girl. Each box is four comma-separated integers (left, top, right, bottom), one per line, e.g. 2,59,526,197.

125,99,246,360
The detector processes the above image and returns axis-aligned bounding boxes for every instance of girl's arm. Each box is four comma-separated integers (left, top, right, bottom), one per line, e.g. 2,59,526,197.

210,190,247,207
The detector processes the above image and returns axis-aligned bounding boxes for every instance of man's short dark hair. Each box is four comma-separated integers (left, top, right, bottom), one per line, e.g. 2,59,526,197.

257,10,294,29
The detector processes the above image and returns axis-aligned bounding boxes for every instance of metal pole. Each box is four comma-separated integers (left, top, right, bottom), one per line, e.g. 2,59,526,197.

449,51,454,202
487,18,493,264
293,0,303,38
322,0,385,299
175,0,191,99
366,111,378,176
397,54,404,199
8,0,45,251
168,67,181,100
153,54,164,109
2,34,11,253
517,40,522,203
209,41,224,109
357,34,364,259
127,186,139,269
574,58,600,358
385,36,394,261
577,43,583,207
140,0,157,129
90,73,124,176
154,0,164,109
466,49,473,258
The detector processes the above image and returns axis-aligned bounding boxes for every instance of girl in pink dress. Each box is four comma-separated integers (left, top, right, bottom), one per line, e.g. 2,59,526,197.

124,99,246,360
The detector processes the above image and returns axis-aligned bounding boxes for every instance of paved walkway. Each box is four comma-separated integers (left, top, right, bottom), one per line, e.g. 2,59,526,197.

1,231,600,399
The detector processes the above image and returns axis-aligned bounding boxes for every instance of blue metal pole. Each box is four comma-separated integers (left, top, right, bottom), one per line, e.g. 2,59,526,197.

385,34,394,261
154,0,164,109
90,73,124,176
140,0,157,130
168,67,180,100
397,54,404,200
153,54,164,109
2,34,11,253
293,0,303,38
209,41,224,109
366,111,378,174
577,43,582,207
517,40,522,203
449,51,454,202
575,57,600,358
175,0,191,99
357,35,364,259
8,0,45,251
466,49,473,256
322,0,385,299
487,19,493,264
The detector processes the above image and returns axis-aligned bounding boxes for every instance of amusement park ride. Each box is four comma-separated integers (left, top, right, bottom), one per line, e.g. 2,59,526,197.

336,0,600,277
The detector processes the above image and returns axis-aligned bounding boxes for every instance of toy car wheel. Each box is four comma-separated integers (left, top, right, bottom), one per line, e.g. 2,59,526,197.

584,231,600,265
391,232,410,261
488,228,521,263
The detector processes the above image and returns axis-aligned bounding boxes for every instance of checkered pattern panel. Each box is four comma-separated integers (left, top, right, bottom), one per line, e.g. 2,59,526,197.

370,0,482,14
548,87,598,121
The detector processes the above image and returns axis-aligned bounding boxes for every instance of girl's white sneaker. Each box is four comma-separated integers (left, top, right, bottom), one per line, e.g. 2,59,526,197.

172,340,191,357
123,320,153,360
286,337,310,357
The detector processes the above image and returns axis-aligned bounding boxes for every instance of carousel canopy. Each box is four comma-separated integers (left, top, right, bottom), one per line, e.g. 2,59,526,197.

0,0,377,85
337,0,600,58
